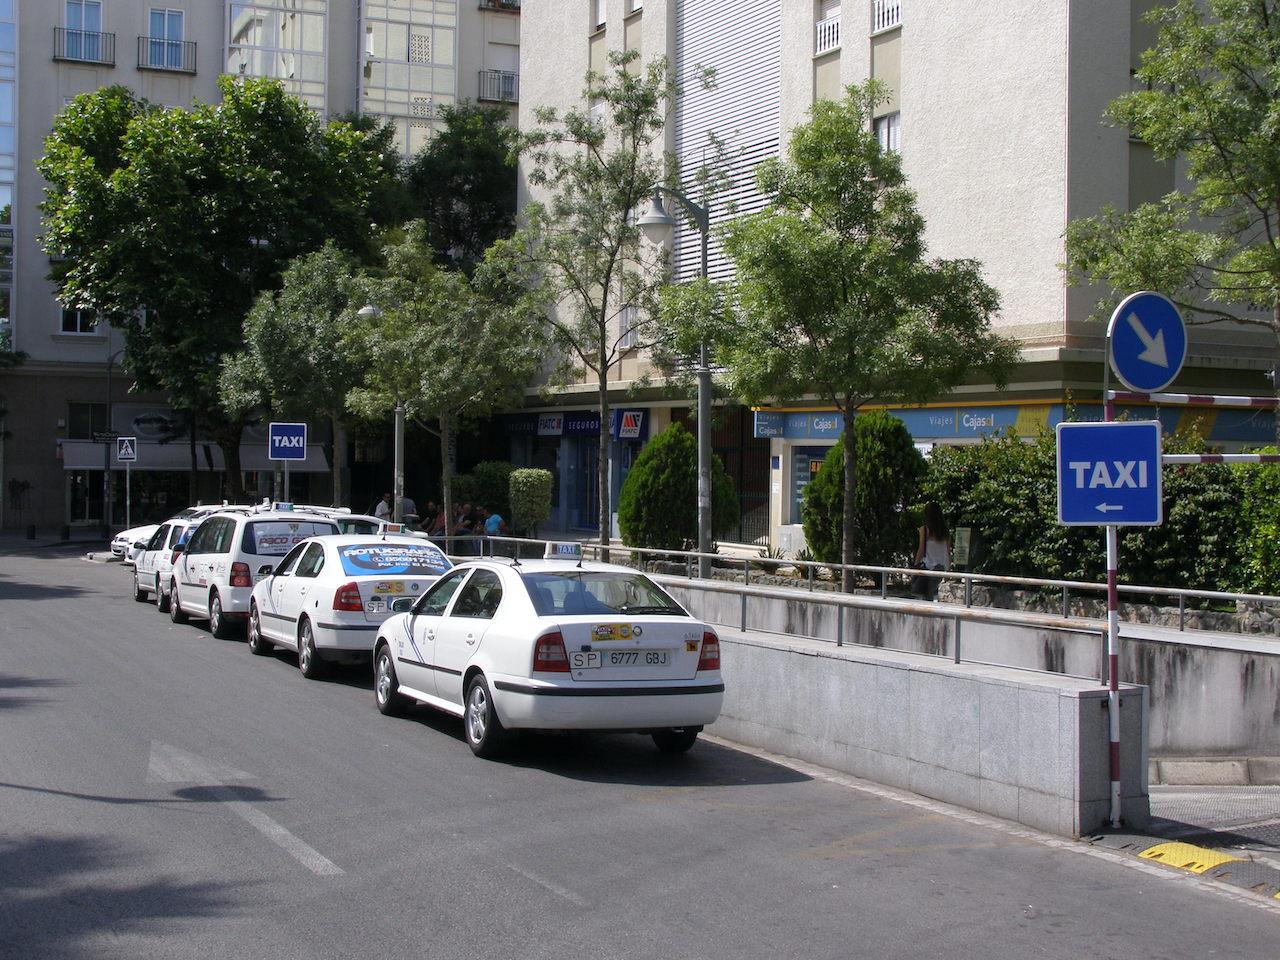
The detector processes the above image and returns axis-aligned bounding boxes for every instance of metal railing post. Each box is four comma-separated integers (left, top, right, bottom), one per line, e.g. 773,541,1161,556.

743,556,750,586
686,553,692,580
740,590,747,633
953,616,962,664
836,607,844,647
880,570,887,599
1062,585,1069,619
807,563,814,592
965,575,973,607
1178,594,1186,631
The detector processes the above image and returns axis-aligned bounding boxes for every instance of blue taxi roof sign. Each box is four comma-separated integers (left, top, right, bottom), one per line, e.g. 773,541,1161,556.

544,542,583,560
272,502,295,512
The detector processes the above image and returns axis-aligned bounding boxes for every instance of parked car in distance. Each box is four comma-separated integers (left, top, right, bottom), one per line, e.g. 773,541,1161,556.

247,535,453,678
133,519,193,609
112,524,159,564
168,505,339,639
371,545,725,758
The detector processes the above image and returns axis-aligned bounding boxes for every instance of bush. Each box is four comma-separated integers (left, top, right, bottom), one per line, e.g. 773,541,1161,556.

1239,448,1280,594
510,468,553,536
449,461,513,515
617,423,738,550
449,472,479,507
800,411,926,566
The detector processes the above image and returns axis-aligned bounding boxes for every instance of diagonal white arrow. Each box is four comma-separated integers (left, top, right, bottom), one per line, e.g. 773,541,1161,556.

1126,312,1169,368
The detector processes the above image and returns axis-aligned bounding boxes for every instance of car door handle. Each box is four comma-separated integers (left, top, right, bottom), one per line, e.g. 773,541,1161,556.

426,629,436,640
299,588,308,596
466,633,476,645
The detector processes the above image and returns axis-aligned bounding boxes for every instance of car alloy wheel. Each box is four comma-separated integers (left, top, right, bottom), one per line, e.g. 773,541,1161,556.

169,582,187,623
247,604,271,656
155,575,170,612
209,592,234,640
464,675,506,758
297,620,324,680
374,647,405,716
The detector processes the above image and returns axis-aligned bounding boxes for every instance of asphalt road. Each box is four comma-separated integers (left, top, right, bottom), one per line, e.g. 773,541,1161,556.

0,547,1274,960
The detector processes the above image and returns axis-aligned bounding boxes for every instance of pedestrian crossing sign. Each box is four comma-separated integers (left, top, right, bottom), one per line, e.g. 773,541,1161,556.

116,436,137,462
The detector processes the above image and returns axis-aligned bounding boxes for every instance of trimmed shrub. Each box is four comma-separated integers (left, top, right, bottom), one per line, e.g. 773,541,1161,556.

800,411,927,566
617,423,738,550
1239,448,1280,594
510,468,554,536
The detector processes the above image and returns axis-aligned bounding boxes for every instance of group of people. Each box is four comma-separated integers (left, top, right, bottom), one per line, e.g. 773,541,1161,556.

372,493,507,552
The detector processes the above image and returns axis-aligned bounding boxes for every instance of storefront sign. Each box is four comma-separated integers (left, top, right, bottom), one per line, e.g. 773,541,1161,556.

754,411,784,437
565,412,600,436
613,409,645,440
537,414,564,437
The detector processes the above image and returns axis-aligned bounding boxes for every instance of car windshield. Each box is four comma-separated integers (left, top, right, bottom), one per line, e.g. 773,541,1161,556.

337,542,452,577
241,520,338,557
521,571,687,617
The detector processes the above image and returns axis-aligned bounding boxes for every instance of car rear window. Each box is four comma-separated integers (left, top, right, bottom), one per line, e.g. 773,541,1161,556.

241,520,337,557
521,571,687,617
337,542,452,577
336,518,380,535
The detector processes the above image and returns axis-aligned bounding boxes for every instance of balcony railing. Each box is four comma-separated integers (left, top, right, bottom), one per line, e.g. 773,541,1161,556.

53,27,116,66
478,69,519,104
479,0,520,11
873,0,901,33
814,14,840,55
137,36,197,74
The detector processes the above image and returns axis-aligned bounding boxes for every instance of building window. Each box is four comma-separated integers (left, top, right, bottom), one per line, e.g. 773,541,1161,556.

145,8,186,70
594,0,606,29
61,306,98,334
68,402,108,440
618,305,639,349
62,0,110,63
872,0,901,33
815,2,840,55
874,111,900,153
227,1,328,112
628,0,642,12
361,0,458,154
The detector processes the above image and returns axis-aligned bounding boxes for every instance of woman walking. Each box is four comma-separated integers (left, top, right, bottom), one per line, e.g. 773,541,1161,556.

913,501,951,601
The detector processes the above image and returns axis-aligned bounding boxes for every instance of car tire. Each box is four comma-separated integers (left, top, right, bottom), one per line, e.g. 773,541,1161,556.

247,603,272,656
652,727,700,754
464,674,507,759
374,645,407,717
169,581,187,624
132,571,148,603
209,591,235,640
155,575,170,613
297,618,325,680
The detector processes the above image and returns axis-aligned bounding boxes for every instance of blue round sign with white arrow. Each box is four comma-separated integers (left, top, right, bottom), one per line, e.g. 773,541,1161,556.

1107,291,1187,393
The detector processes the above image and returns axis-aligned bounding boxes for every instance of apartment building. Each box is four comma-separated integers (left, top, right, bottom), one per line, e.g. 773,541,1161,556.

514,0,1277,549
0,0,521,532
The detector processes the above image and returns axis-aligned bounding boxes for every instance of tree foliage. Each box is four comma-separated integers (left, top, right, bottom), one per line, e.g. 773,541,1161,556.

800,412,927,566
510,468,554,536
617,423,737,551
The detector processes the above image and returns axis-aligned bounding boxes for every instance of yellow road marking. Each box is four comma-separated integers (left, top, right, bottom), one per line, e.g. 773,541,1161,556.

1138,842,1244,875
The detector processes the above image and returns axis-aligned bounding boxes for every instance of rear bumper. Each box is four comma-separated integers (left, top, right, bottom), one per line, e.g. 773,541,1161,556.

491,678,724,731
313,620,382,653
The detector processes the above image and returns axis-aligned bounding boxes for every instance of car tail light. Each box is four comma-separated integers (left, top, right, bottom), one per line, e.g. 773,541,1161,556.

333,582,364,612
170,549,182,566
697,631,720,672
230,562,252,588
532,630,569,673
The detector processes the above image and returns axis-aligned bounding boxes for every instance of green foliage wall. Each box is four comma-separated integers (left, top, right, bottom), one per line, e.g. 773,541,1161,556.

800,411,926,565
510,468,554,535
1236,449,1280,595
618,424,738,550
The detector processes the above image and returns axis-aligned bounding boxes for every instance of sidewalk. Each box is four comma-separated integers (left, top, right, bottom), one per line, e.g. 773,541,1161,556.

0,528,109,552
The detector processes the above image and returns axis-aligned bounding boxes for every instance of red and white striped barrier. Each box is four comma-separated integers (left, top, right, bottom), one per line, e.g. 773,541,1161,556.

1108,390,1279,408
1163,453,1280,465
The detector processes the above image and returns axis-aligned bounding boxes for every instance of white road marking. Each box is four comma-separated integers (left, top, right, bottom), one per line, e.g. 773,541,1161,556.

701,734,1280,917
148,741,343,877
504,862,587,906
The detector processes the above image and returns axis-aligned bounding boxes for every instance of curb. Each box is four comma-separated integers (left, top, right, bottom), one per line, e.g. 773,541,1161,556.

1087,831,1280,901
1150,757,1280,786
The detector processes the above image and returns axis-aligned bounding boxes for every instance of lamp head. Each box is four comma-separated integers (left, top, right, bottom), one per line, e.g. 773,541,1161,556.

637,190,676,245
357,304,381,320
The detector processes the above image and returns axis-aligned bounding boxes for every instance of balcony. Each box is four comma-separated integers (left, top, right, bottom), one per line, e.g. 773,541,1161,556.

873,0,901,33
814,14,840,55
478,0,520,11
137,36,197,74
478,69,519,104
53,27,116,66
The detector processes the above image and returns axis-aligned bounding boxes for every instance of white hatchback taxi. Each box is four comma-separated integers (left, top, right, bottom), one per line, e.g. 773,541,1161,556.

371,545,724,758
247,535,453,678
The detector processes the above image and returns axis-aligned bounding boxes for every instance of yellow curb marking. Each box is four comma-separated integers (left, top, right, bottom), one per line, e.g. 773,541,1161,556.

1138,842,1244,875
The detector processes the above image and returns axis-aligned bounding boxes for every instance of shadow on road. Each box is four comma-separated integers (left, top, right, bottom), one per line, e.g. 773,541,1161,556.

0,780,285,808
0,835,241,959
0,573,93,602
0,673,75,711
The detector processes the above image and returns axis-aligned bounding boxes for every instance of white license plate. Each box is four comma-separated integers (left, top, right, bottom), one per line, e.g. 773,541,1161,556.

366,599,385,613
571,650,669,669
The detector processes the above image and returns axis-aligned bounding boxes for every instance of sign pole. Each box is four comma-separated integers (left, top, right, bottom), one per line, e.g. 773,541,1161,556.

1102,326,1122,830
284,460,290,503
126,462,131,529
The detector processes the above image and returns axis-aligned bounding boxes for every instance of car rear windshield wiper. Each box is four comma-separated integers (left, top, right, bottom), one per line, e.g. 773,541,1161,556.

619,605,683,615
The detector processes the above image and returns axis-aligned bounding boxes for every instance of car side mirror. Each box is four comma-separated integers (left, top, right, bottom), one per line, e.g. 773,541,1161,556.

391,597,415,613
172,543,186,555
257,563,275,577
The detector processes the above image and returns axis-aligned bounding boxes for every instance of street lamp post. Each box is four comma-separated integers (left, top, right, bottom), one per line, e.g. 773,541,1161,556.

357,304,406,524
102,345,123,538
639,187,713,578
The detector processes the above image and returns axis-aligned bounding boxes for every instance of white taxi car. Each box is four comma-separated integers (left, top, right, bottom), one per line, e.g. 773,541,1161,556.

132,519,193,607
168,506,339,639
371,546,724,758
247,535,452,679
112,524,159,565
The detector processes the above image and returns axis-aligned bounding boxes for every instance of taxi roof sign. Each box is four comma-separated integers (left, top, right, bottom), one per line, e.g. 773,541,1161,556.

544,542,583,560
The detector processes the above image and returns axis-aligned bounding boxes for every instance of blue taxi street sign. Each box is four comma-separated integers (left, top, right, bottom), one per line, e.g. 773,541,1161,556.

1057,421,1162,526
116,436,137,462
1107,291,1187,393
268,422,307,461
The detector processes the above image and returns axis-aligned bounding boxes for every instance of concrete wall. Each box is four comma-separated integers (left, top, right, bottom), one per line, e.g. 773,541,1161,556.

708,628,1149,838
663,578,1280,757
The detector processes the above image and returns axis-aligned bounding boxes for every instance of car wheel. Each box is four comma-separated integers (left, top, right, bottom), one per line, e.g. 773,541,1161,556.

169,581,187,623
297,618,325,680
247,603,272,656
464,674,507,759
209,591,235,640
155,575,170,612
374,645,407,716
132,571,148,603
652,727,700,754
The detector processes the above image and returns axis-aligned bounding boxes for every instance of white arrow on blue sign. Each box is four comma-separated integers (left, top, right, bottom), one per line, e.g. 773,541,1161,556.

1107,291,1187,393
1056,420,1162,526
268,422,308,461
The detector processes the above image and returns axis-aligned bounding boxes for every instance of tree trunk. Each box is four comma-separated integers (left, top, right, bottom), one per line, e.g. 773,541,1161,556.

597,363,611,561
187,416,198,505
840,406,857,593
1274,302,1280,447
440,412,453,549
330,410,347,508
211,419,246,502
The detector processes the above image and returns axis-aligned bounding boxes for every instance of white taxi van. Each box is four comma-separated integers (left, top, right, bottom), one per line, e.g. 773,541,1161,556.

168,505,339,639
247,535,452,679
371,543,724,758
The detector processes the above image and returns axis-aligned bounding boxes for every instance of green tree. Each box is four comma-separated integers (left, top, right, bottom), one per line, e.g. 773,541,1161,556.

617,423,737,551
347,222,545,529
496,51,677,549
39,78,392,497
1238,448,1280,593
406,103,519,272
220,243,370,507
667,84,1016,588
800,412,926,566
1064,1,1280,434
